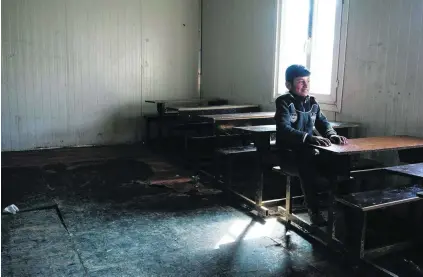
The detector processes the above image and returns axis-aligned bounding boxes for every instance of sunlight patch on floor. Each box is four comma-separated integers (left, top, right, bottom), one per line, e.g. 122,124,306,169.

214,218,278,249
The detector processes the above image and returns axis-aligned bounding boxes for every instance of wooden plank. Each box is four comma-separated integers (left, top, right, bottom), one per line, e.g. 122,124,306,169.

328,122,360,129
384,163,423,179
335,185,423,211
233,121,359,133
199,112,275,122
235,125,276,133
167,104,259,112
144,97,225,104
314,136,423,155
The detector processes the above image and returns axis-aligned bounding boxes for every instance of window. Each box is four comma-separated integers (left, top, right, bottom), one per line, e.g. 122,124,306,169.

273,0,349,112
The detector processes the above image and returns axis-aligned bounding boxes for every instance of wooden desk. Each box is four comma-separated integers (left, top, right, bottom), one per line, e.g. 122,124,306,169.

199,113,359,128
145,98,228,115
311,136,423,258
233,121,360,137
313,136,423,155
198,112,275,137
166,104,260,116
230,130,423,255
143,98,227,141
199,112,275,123
229,122,361,216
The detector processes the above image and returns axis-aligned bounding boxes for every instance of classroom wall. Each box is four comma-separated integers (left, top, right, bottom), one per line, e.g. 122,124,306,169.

1,0,201,151
201,0,278,113
201,0,423,145
337,0,423,139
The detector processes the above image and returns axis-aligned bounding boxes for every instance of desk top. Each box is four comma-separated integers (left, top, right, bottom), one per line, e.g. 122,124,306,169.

145,97,224,104
384,163,423,179
314,136,423,155
233,121,359,133
199,112,275,122
234,125,276,133
329,122,360,129
167,104,259,112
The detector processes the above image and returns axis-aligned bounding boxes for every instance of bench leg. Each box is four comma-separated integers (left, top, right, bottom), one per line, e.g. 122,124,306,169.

348,211,367,263
213,153,220,183
255,164,263,206
226,156,233,188
184,135,188,151
327,177,337,244
285,176,292,227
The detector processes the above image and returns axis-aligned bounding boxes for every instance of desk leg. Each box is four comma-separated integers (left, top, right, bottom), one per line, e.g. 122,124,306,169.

255,154,264,206
145,117,151,144
285,176,292,227
158,117,163,140
349,211,367,263
327,176,337,244
157,103,164,140
254,134,270,207
326,154,351,244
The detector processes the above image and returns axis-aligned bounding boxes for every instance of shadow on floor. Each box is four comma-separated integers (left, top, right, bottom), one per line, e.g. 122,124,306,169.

1,146,369,277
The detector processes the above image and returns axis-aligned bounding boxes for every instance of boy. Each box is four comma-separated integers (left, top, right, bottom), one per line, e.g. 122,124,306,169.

274,64,347,226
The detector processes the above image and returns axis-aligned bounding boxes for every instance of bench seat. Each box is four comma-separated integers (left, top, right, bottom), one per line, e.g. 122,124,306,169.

336,184,423,211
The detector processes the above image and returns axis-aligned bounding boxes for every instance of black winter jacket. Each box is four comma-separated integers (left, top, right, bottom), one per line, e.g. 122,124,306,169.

274,92,337,146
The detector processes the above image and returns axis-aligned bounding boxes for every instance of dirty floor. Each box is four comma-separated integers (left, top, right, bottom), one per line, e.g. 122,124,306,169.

0,145,414,277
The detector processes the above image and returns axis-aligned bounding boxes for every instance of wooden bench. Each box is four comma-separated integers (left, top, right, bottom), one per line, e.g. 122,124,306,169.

384,162,423,185
167,104,261,117
215,142,276,187
336,185,423,262
271,165,300,230
143,113,179,141
270,155,387,238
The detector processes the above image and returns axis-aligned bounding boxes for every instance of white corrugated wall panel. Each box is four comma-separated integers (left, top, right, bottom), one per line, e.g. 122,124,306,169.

2,0,69,150
201,0,278,110
1,0,200,151
338,0,423,139
141,0,201,114
64,0,143,146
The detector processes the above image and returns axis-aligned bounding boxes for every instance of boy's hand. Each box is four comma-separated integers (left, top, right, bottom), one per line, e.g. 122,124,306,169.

306,136,332,147
329,135,348,145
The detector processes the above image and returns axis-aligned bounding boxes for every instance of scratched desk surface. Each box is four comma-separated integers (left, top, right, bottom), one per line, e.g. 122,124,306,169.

167,104,259,111
145,97,224,104
199,112,275,122
384,163,423,179
233,121,359,133
313,136,423,155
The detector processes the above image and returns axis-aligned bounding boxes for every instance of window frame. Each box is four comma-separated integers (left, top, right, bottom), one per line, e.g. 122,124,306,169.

272,0,350,112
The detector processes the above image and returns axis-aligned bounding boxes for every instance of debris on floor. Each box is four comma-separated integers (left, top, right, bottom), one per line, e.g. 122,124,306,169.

3,204,19,214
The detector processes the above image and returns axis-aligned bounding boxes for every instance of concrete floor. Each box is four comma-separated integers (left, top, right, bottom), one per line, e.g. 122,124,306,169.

0,145,413,277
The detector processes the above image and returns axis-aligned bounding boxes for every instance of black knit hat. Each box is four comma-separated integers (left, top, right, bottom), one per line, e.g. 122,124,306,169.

285,64,311,83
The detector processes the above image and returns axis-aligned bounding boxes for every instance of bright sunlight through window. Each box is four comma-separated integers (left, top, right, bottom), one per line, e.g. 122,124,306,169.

274,0,348,110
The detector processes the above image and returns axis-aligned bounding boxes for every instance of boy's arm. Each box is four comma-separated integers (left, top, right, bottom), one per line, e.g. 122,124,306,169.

275,98,309,144
315,105,337,138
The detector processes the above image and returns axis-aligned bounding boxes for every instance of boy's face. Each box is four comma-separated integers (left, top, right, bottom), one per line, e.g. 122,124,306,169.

286,76,310,97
